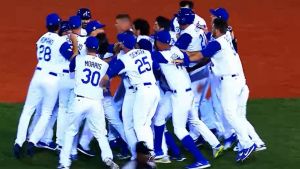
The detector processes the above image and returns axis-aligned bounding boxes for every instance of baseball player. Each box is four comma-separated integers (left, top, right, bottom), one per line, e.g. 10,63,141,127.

27,20,73,152
153,16,177,45
174,8,223,152
187,18,257,162
171,0,207,34
102,32,160,160
132,18,153,52
152,16,189,162
209,7,266,152
152,30,212,169
13,13,75,158
77,8,92,36
58,36,119,169
76,23,130,159
64,19,107,159
55,16,81,149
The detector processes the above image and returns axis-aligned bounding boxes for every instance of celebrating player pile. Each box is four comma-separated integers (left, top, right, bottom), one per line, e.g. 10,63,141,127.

13,1,266,169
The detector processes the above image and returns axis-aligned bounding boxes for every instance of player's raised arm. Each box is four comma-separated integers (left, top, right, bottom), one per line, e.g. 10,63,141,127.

68,33,78,59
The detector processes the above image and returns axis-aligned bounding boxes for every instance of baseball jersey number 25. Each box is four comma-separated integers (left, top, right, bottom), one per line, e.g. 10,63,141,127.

135,56,151,74
81,68,101,86
38,45,51,61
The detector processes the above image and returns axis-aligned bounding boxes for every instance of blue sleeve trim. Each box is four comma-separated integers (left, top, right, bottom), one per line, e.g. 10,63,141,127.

175,33,192,50
107,59,125,79
183,52,190,66
151,51,168,64
60,42,73,60
69,56,76,72
201,40,221,58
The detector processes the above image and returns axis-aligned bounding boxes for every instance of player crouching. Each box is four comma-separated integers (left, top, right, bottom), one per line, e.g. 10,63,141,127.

58,36,119,169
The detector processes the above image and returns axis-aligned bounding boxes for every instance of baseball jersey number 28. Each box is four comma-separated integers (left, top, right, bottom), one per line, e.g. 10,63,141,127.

38,45,51,61
81,68,101,86
135,56,151,74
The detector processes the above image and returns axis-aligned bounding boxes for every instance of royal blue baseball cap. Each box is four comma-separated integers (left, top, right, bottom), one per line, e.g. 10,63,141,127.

46,13,61,26
85,36,99,50
59,21,70,34
77,8,92,20
209,8,229,21
154,30,171,44
86,20,106,35
117,32,136,49
176,8,195,25
69,16,81,29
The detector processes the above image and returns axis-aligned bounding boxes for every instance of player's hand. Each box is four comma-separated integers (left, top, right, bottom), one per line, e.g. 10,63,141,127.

172,59,184,65
114,42,123,54
69,33,78,43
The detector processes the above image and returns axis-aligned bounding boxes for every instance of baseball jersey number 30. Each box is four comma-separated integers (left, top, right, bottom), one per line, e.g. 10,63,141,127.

81,68,101,86
38,45,51,61
135,56,151,74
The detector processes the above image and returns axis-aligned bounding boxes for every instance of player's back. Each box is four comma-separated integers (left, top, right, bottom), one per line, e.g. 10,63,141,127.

159,46,191,90
211,35,241,77
120,49,156,86
179,24,207,52
36,32,67,72
74,54,108,100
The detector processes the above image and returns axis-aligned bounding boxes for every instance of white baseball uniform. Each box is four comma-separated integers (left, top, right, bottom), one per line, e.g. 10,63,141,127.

203,34,255,149
59,54,113,167
107,49,160,159
175,24,220,147
15,32,69,146
153,46,219,148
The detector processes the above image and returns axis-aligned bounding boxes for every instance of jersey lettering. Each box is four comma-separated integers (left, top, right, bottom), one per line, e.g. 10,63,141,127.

135,56,151,74
38,45,51,61
81,68,101,87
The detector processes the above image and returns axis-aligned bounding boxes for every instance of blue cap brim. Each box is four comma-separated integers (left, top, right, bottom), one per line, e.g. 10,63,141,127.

209,9,218,16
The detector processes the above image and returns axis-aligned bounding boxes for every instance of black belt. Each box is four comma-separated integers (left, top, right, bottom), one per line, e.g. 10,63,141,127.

144,82,152,86
220,74,237,80
128,82,152,90
128,86,136,90
171,88,192,93
36,67,57,76
63,69,69,73
76,95,84,98
49,72,57,76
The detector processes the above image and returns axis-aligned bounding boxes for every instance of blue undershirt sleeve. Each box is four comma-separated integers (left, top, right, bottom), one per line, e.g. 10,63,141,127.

106,59,125,79
175,33,192,50
201,40,222,58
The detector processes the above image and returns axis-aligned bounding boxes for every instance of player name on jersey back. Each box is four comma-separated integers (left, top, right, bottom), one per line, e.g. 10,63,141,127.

74,55,108,100
84,60,103,70
36,32,68,72
120,49,156,86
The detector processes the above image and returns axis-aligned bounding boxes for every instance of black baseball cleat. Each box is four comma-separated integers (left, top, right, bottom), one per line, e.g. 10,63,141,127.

27,142,35,157
13,143,22,159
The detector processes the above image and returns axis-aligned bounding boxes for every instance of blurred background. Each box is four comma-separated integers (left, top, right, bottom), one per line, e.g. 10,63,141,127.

1,0,300,102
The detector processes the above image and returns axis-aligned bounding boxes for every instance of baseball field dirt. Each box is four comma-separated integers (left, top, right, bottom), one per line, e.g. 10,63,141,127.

0,0,300,102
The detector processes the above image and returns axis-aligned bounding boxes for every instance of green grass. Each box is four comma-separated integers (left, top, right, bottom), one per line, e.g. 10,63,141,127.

1,99,300,169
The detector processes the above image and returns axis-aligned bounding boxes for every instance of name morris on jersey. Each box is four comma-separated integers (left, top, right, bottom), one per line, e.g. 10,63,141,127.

85,60,102,70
